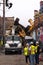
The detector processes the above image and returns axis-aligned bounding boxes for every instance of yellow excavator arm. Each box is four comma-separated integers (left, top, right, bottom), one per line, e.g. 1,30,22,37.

29,25,34,31
19,29,26,37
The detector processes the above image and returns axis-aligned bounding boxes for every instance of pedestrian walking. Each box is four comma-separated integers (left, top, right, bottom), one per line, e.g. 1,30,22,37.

29,42,36,65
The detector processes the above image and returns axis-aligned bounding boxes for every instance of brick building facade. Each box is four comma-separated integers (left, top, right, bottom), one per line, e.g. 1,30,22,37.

0,16,14,36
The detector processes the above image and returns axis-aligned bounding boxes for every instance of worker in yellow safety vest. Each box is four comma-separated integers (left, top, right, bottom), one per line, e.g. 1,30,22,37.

23,43,30,65
29,42,36,65
35,41,42,65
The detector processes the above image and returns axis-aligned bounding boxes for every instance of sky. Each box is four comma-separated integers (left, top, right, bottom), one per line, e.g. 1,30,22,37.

0,0,41,27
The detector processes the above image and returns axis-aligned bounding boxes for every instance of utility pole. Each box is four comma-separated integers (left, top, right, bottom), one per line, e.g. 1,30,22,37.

0,0,5,44
3,0,5,44
0,0,13,44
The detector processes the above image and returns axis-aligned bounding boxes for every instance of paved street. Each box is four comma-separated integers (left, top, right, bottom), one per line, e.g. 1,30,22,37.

0,50,43,65
0,54,25,65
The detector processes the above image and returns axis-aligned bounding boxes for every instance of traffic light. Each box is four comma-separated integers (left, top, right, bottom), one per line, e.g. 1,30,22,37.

6,0,8,6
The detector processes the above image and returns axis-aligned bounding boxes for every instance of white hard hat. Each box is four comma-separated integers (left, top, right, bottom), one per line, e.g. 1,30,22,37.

30,42,33,44
36,41,39,44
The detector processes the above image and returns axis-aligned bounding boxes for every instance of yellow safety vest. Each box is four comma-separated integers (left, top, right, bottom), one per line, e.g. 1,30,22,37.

23,47,29,56
30,45,35,54
35,46,38,53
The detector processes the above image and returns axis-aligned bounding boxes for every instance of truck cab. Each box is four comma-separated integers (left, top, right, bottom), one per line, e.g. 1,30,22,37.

5,35,22,54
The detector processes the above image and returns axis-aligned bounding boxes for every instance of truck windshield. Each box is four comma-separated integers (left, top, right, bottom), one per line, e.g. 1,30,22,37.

5,36,12,41
12,36,20,41
5,36,20,41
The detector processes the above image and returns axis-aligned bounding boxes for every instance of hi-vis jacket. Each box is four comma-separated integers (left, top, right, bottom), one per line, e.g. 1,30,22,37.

35,45,38,53
29,45,36,54
23,47,29,56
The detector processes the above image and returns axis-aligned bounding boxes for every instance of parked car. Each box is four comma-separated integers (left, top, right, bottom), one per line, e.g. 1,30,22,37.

5,35,22,54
